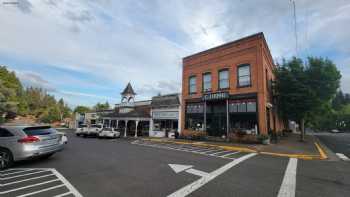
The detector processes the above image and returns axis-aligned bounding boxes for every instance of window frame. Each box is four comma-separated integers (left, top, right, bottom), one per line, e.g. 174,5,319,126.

237,64,251,88
218,68,230,90
202,72,212,92
188,75,197,94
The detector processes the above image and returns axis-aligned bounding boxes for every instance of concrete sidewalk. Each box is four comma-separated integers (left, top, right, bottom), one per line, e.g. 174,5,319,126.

142,133,328,160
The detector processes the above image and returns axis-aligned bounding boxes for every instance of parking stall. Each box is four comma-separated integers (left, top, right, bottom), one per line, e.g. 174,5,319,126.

0,168,82,197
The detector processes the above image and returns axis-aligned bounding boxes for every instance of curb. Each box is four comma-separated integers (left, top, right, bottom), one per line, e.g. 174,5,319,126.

142,138,328,160
314,142,328,160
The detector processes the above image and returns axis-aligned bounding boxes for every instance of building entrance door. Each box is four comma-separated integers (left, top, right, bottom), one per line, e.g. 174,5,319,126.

206,101,227,137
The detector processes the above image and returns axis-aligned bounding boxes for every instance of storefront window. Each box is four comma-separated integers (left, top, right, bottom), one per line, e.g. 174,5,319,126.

189,76,196,94
202,73,211,92
229,102,238,113
237,102,247,112
238,64,251,87
219,69,229,89
247,102,256,112
185,103,204,131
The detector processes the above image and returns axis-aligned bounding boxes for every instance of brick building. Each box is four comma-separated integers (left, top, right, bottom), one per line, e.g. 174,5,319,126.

181,32,283,137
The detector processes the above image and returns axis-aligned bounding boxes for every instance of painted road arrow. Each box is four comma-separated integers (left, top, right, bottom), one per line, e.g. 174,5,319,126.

168,164,209,177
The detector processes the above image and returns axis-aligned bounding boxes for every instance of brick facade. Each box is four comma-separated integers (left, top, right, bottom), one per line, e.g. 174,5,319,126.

181,32,284,135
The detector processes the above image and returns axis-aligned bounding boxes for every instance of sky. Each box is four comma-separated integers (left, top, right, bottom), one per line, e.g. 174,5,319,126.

0,0,349,108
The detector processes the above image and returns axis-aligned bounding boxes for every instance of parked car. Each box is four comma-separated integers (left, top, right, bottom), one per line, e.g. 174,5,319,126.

75,124,87,136
57,131,68,144
330,129,342,133
82,124,103,137
0,125,64,170
98,128,120,138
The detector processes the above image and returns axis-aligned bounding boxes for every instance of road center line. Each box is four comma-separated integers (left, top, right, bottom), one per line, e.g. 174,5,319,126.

167,153,257,197
277,158,298,197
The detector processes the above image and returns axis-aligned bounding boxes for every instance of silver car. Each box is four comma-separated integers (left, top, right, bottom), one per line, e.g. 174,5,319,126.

0,125,64,170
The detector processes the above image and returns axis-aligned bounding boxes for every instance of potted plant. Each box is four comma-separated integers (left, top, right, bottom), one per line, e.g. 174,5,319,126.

257,134,270,145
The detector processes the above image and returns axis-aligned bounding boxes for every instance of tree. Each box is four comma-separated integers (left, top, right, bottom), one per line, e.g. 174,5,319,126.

74,106,90,114
275,57,341,141
93,101,110,111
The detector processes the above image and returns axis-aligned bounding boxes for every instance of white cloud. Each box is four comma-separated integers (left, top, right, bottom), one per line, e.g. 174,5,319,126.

0,0,349,109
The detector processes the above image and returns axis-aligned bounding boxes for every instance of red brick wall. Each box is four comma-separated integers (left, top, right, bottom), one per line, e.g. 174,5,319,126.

181,33,283,134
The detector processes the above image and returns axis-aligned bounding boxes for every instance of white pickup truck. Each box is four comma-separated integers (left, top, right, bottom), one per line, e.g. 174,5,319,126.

82,124,103,137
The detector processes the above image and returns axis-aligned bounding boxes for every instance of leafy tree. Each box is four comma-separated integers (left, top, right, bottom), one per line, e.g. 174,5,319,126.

93,101,110,111
275,57,341,140
74,106,90,114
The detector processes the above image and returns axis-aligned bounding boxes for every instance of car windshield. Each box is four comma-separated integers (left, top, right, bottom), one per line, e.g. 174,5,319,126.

23,126,55,136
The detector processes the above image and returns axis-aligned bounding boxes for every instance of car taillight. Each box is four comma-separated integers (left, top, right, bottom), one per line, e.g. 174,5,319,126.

18,136,40,143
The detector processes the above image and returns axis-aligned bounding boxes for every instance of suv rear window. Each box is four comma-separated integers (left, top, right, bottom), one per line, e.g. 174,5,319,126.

23,126,55,136
0,128,14,137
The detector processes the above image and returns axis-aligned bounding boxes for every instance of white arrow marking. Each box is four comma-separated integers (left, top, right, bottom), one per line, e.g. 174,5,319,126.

167,153,257,197
169,164,193,173
185,168,209,177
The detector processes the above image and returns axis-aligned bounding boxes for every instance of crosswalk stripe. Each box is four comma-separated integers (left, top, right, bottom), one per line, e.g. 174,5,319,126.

277,158,298,197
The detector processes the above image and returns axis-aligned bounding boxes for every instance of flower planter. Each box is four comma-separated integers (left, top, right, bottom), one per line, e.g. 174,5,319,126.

262,138,270,145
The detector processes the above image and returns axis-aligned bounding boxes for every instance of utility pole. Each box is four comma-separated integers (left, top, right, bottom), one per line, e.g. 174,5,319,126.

291,0,298,57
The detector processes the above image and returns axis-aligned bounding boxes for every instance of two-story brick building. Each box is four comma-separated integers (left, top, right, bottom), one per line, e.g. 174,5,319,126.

181,32,283,137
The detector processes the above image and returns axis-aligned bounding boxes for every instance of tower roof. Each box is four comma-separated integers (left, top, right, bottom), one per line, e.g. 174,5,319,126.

121,82,136,95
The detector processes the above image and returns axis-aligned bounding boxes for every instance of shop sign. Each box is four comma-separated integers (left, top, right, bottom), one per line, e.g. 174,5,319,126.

153,111,179,119
202,92,229,101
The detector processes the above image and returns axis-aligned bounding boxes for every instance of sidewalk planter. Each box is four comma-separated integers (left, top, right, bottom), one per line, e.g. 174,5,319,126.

180,130,207,141
257,134,270,145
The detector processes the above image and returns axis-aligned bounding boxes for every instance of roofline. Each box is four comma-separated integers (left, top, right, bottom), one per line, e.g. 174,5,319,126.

183,32,264,60
152,93,180,99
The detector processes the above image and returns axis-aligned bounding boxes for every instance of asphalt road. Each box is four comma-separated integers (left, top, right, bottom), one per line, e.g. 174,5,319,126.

316,133,350,158
4,129,350,197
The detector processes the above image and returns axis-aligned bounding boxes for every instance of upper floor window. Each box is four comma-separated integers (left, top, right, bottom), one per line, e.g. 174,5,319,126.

202,73,211,92
219,69,229,89
189,76,196,94
237,64,251,87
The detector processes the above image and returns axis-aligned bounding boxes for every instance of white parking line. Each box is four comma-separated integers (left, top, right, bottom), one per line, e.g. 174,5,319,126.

336,153,350,161
0,179,60,194
1,168,83,197
51,168,83,197
209,150,232,156
0,168,35,176
167,153,257,197
54,191,73,197
277,158,298,197
2,173,55,186
0,170,46,180
220,151,239,158
17,184,65,197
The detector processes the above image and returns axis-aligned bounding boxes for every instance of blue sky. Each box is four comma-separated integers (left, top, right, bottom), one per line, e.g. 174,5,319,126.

0,0,349,107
